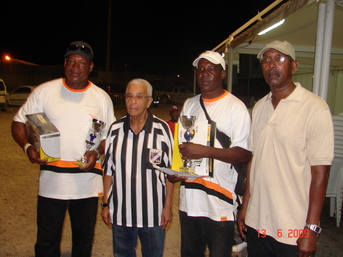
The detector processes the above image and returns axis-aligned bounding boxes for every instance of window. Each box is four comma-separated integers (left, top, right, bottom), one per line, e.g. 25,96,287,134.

14,87,32,94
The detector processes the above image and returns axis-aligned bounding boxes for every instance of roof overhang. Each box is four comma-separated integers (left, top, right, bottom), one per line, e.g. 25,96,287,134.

213,0,343,73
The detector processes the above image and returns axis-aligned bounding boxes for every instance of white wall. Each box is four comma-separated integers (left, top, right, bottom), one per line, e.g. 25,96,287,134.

327,70,343,115
293,70,343,115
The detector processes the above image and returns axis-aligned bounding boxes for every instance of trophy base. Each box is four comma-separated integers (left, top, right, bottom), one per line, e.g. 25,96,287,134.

180,166,196,174
76,159,87,167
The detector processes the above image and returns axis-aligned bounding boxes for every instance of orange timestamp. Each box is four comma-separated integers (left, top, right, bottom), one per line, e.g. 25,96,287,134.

257,228,310,238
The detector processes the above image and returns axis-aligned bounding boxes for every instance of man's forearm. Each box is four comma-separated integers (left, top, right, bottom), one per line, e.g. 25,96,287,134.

207,146,252,164
97,140,105,155
237,157,252,238
297,165,330,255
11,121,29,149
306,165,330,225
164,177,174,209
102,175,113,204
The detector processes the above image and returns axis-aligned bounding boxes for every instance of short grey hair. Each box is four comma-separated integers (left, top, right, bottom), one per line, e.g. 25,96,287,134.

126,78,153,96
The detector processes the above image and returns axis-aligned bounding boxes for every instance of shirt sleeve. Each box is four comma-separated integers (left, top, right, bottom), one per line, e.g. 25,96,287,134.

101,93,116,141
103,123,116,176
307,108,334,165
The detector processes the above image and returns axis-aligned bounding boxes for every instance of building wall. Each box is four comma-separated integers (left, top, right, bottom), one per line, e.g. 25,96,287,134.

293,70,343,115
327,70,343,115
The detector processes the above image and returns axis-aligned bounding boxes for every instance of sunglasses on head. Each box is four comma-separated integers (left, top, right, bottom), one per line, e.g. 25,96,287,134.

67,44,92,55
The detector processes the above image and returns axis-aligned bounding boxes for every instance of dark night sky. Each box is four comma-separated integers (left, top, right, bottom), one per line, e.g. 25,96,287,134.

1,0,276,76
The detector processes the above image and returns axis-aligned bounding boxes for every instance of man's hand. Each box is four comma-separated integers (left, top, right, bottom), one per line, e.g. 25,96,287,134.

26,144,48,165
78,150,98,171
101,207,111,227
297,229,318,257
160,205,172,230
166,174,187,183
237,208,248,239
179,143,208,160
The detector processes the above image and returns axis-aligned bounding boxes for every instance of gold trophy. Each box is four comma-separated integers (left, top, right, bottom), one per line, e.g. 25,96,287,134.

76,118,105,166
179,115,196,173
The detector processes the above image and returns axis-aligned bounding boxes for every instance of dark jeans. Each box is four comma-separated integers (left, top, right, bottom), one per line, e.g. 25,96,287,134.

247,226,298,257
35,196,98,257
112,224,165,257
179,211,234,257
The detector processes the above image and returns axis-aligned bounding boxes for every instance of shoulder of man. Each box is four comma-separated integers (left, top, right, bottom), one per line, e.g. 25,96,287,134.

89,82,114,99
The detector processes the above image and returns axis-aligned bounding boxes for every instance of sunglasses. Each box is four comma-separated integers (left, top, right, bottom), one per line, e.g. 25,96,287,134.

260,56,292,64
67,44,92,55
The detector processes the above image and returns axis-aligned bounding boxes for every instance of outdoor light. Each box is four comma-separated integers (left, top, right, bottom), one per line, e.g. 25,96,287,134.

258,19,285,35
2,55,38,65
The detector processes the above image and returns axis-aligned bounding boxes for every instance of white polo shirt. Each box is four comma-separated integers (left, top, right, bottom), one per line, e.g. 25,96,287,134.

246,82,334,245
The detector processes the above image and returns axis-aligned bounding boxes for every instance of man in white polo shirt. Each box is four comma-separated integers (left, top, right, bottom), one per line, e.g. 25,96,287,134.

238,41,334,257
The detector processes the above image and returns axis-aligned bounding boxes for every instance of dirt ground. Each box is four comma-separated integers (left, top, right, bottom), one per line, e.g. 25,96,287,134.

1,105,343,257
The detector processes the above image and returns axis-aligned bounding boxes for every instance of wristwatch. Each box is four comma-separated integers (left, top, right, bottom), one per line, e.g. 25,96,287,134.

101,202,108,208
305,223,322,234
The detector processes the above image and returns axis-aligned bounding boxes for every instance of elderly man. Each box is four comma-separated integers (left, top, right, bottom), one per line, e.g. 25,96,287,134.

101,78,174,257
11,41,115,257
238,40,334,257
168,51,252,257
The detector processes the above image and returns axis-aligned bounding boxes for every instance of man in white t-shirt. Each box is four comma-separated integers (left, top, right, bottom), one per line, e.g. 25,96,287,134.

238,41,334,257
11,41,116,257
168,51,252,257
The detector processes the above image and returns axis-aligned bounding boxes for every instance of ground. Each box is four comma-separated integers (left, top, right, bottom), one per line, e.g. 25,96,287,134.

1,105,342,257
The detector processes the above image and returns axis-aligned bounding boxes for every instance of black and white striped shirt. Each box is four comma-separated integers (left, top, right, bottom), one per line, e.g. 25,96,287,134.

103,110,173,227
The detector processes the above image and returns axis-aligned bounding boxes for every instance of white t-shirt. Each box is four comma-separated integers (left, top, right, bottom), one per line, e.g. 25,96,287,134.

179,91,251,221
14,78,116,200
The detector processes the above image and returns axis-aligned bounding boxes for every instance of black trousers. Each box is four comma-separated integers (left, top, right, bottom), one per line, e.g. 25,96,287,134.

247,226,298,257
34,196,98,257
179,211,235,257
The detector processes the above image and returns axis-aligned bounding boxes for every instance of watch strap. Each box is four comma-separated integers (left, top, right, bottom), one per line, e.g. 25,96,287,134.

101,202,108,208
305,223,322,234
23,143,32,154
95,149,100,160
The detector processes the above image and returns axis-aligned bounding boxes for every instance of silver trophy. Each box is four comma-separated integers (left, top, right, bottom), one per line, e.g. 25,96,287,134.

76,118,105,166
180,115,196,173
